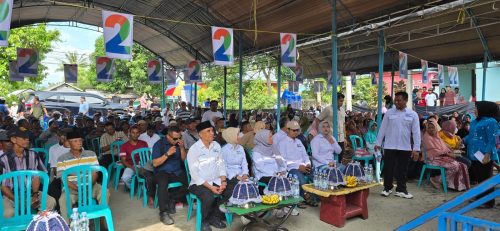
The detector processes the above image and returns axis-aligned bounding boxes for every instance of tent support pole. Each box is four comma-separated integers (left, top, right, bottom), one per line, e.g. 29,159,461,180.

331,0,339,140
376,31,385,127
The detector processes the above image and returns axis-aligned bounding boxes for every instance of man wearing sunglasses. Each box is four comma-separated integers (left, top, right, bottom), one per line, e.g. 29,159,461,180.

152,126,188,225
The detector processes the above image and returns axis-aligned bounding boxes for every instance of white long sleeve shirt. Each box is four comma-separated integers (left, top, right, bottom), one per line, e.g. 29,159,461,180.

139,132,160,149
221,144,248,180
278,136,311,171
252,151,287,180
376,107,421,151
311,134,342,167
272,129,288,153
186,140,226,186
201,110,223,126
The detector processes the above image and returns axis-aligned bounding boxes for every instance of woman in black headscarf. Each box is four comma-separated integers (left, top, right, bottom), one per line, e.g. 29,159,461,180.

464,101,500,208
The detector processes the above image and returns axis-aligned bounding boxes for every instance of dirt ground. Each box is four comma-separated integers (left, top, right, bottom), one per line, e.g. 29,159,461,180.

108,179,499,231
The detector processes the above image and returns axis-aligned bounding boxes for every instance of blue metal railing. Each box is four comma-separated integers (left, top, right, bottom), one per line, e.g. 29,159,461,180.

438,212,500,231
397,174,499,231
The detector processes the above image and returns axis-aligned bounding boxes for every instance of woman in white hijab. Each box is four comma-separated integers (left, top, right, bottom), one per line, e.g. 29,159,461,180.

221,127,249,200
311,121,342,170
252,129,286,188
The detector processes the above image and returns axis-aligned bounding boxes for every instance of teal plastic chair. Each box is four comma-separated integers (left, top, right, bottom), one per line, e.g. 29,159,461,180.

184,160,233,230
61,165,114,231
29,148,50,170
108,140,125,190
34,138,44,148
350,135,374,167
418,148,447,194
130,148,152,200
245,148,267,188
0,170,49,231
88,137,101,157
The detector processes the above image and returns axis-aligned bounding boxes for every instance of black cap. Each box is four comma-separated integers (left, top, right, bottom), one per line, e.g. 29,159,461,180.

8,128,29,139
66,131,82,140
196,121,213,133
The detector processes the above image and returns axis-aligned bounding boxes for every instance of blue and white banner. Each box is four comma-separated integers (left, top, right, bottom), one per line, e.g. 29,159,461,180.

102,10,134,60
64,64,78,83
147,60,161,83
399,51,408,79
0,0,13,46
350,72,356,86
280,33,297,67
448,66,459,87
294,64,303,83
96,57,114,82
438,64,445,87
421,59,428,84
288,81,299,93
187,60,202,83
17,48,38,77
314,81,324,93
211,26,234,66
166,69,177,85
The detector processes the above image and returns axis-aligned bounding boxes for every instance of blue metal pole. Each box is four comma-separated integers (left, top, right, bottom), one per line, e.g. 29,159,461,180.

331,0,338,140
160,58,166,109
194,82,198,109
223,66,227,127
277,60,281,130
482,51,488,101
189,83,193,105
238,32,243,125
376,31,385,127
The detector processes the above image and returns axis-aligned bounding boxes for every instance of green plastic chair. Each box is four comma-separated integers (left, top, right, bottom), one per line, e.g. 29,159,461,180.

418,148,448,194
350,135,374,167
130,148,152,200
61,165,114,231
29,148,50,170
0,170,49,231
108,140,125,190
34,138,44,148
184,159,233,230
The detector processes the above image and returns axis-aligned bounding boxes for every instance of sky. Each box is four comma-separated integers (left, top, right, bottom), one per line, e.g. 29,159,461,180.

41,23,101,87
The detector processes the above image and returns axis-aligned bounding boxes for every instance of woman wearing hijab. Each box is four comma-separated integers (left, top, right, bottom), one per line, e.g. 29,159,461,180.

364,121,378,155
220,127,249,200
311,121,342,171
439,120,471,168
251,129,286,191
240,121,265,149
422,120,470,191
464,101,499,208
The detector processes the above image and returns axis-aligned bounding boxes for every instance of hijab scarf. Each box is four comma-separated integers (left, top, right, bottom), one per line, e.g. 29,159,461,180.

253,129,275,157
364,121,378,144
441,120,456,138
476,101,500,122
222,127,240,148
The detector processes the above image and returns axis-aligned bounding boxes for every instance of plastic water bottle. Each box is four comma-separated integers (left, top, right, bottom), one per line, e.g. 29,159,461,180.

70,208,79,231
79,212,89,231
363,166,368,182
313,171,318,189
293,175,300,198
321,171,327,190
367,166,373,183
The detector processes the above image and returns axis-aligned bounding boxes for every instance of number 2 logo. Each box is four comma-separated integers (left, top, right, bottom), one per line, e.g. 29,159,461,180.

281,34,296,64
0,0,11,40
213,28,232,62
105,14,131,54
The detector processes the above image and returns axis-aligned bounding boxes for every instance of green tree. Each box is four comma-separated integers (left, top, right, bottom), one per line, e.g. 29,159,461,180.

56,51,88,72
79,36,160,96
0,24,60,103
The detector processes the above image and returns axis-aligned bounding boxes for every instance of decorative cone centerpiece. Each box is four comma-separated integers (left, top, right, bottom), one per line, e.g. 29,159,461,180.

27,211,69,231
264,174,293,197
344,161,365,179
229,180,262,207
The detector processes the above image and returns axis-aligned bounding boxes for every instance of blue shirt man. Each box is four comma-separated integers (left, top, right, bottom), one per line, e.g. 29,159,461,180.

79,96,89,116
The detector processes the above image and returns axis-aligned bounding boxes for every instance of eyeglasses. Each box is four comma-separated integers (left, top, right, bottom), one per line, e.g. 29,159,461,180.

169,136,181,141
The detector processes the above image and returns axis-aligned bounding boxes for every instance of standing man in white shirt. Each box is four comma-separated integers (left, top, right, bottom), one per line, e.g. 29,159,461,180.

201,100,223,126
187,121,227,231
375,92,421,199
424,88,437,108
79,96,90,116
139,124,161,149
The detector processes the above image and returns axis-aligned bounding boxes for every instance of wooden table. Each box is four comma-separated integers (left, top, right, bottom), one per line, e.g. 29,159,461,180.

222,197,304,231
302,183,380,228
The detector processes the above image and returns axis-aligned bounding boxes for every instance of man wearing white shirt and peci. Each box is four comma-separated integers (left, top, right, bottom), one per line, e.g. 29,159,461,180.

201,100,223,126
187,121,227,231
375,91,421,199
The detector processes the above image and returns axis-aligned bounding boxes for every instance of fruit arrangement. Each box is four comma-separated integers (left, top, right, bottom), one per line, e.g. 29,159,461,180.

345,176,358,187
262,194,280,205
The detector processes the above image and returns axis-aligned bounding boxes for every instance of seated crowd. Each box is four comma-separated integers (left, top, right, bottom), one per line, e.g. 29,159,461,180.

0,95,498,231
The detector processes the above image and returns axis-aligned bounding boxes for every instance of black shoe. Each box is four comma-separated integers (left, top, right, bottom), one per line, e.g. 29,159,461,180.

202,222,212,231
209,217,226,229
160,212,174,225
167,200,176,214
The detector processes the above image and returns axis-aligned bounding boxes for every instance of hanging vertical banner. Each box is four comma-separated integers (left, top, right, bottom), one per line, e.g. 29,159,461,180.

147,60,161,83
9,60,23,82
0,0,13,46
314,81,324,93
102,10,134,60
337,71,342,87
280,33,297,67
211,26,233,66
288,81,299,93
371,72,377,85
399,51,408,79
166,69,177,85
350,72,356,86
438,64,445,87
326,71,332,91
421,59,428,84
448,66,459,87
96,57,114,82
187,60,202,83
64,64,78,83
17,48,38,77
294,64,303,83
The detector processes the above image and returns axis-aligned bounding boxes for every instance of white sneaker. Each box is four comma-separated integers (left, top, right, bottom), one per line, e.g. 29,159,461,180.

394,191,414,199
283,207,299,216
241,216,251,225
274,209,287,218
380,189,392,197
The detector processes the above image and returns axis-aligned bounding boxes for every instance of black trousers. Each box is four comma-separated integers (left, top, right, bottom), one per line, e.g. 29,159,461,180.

221,178,239,203
258,177,272,195
189,184,224,222
155,172,188,213
383,149,411,193
338,141,345,163
138,168,155,198
470,161,494,207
